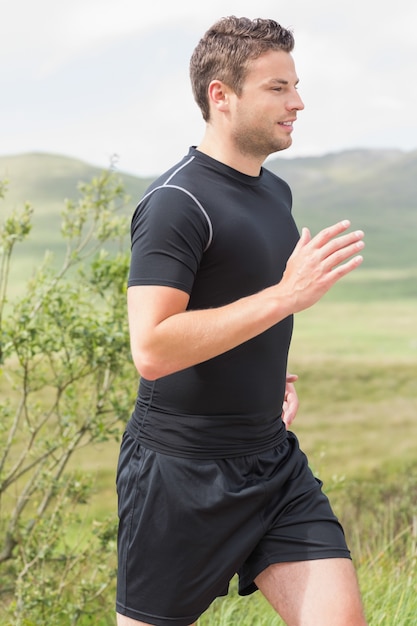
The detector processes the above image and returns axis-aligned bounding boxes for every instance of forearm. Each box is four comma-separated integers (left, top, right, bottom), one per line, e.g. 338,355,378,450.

131,284,291,380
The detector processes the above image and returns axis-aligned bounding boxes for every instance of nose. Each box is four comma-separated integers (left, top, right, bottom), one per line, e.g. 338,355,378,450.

287,90,304,112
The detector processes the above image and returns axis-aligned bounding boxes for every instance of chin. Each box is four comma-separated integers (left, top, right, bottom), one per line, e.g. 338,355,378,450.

272,139,292,154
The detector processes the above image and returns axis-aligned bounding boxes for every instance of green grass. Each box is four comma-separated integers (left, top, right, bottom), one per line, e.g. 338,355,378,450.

2,150,417,623
71,299,417,625
2,298,417,624
322,268,417,301
196,465,417,625
287,299,416,478
291,298,417,360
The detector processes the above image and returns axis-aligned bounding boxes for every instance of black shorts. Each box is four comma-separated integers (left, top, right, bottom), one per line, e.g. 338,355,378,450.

116,430,350,626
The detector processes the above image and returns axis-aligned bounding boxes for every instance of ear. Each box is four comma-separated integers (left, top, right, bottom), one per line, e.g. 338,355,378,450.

207,79,231,113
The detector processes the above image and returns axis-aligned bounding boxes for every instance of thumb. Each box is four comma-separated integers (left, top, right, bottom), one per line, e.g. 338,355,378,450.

300,226,311,242
292,227,311,252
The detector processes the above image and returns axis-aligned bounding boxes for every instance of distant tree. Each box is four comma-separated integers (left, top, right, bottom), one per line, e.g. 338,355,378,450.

0,170,135,625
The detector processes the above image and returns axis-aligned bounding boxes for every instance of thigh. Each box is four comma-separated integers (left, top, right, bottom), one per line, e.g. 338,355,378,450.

116,435,266,624
238,432,351,595
116,615,195,626
255,558,367,626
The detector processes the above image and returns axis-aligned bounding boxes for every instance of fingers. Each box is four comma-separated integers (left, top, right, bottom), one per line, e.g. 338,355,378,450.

329,250,364,278
311,219,353,245
300,220,365,272
323,235,365,271
283,375,299,429
291,227,311,253
280,219,365,314
303,220,363,253
321,229,364,260
282,384,299,428
286,373,298,383
300,226,311,242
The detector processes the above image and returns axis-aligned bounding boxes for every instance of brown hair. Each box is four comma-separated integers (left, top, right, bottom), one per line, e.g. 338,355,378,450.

190,16,295,121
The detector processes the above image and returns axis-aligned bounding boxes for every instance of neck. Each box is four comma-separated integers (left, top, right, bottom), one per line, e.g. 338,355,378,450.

197,131,264,177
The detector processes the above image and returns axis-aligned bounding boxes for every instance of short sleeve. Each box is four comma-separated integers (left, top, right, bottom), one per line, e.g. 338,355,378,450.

128,186,211,294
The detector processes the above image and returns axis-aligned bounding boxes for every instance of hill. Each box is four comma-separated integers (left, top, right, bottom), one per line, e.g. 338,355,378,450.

0,152,152,217
267,148,417,268
0,153,152,293
1,150,416,299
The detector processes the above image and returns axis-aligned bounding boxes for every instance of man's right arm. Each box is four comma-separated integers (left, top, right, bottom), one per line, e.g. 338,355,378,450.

128,220,364,380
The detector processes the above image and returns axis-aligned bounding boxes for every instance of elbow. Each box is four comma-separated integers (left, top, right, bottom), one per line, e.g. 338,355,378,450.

132,349,169,381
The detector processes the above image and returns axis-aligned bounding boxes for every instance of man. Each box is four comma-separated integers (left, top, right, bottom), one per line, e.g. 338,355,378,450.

116,16,367,626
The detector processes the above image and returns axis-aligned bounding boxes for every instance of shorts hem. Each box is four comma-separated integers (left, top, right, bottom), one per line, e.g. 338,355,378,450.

239,549,352,596
116,603,200,626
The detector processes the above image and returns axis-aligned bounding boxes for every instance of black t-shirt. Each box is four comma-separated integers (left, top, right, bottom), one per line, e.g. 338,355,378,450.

127,147,300,458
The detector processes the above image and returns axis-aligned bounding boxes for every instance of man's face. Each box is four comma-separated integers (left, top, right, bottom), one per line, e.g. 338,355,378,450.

229,49,304,159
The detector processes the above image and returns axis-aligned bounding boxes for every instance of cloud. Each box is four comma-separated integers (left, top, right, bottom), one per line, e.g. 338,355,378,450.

1,0,416,176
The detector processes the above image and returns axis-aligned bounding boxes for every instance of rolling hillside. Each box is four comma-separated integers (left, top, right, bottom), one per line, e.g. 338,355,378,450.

267,148,417,269
1,149,416,299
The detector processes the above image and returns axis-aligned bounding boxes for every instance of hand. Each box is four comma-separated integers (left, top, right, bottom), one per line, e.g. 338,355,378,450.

282,373,299,429
280,220,364,314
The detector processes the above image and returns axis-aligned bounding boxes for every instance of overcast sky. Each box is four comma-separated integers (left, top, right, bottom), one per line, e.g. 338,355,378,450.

2,0,416,177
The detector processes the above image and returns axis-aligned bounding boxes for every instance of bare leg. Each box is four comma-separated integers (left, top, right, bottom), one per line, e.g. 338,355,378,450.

116,613,195,626
255,558,367,626
117,615,152,626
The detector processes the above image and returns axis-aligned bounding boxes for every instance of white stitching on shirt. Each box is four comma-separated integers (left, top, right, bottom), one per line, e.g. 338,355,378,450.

164,156,195,184
138,156,213,252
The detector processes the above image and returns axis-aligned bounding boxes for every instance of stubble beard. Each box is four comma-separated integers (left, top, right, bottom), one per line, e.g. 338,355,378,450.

233,125,292,162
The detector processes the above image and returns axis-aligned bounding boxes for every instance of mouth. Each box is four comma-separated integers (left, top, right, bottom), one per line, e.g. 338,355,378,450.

278,120,296,129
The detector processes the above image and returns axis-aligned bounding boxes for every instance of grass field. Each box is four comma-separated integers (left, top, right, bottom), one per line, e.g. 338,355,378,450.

64,297,417,624
199,298,417,624
2,295,416,624
2,152,416,623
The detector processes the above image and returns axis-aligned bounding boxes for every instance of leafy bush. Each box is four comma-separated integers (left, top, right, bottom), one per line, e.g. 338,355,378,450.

0,170,136,625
